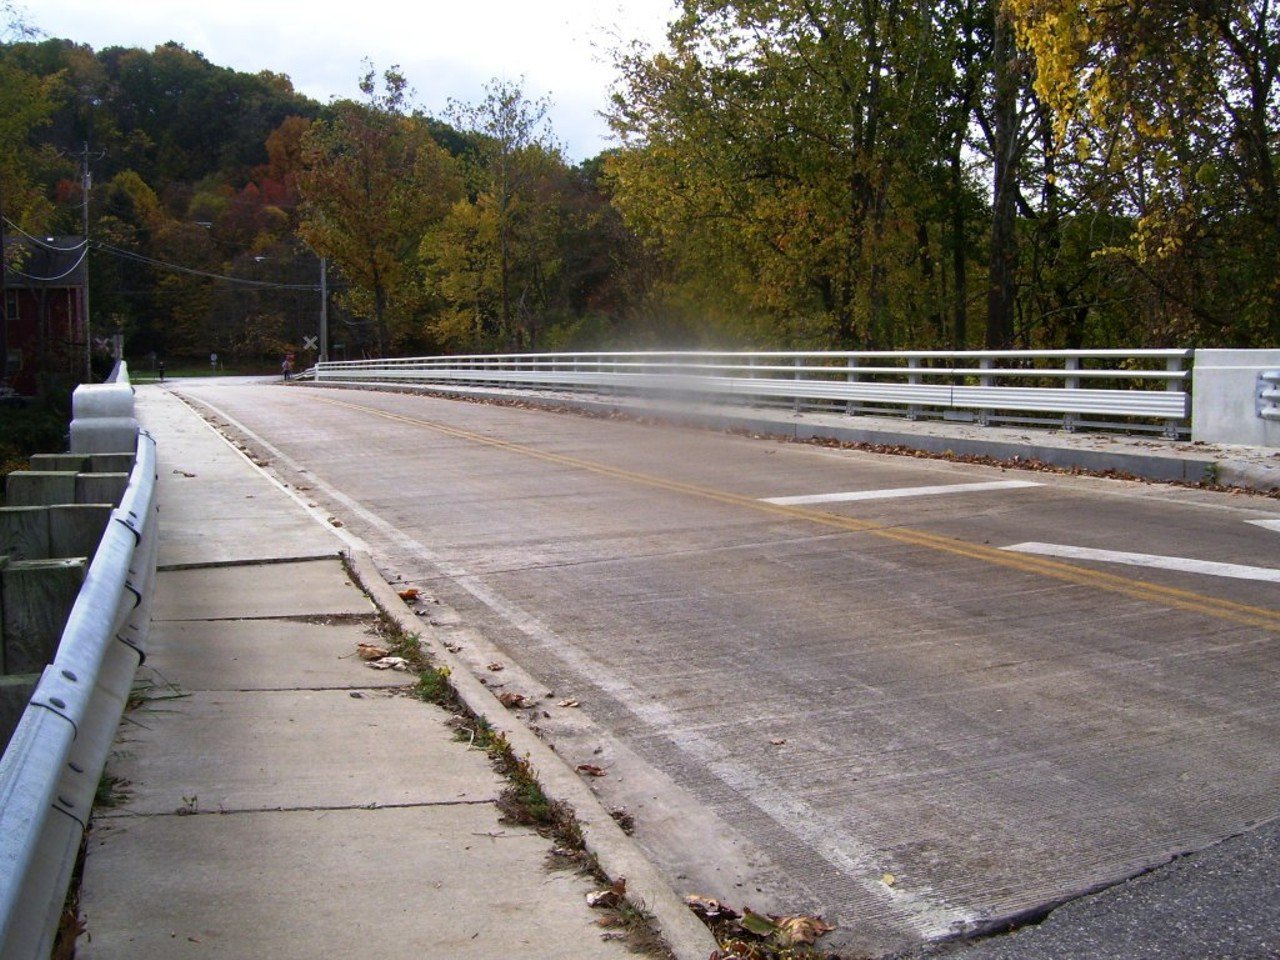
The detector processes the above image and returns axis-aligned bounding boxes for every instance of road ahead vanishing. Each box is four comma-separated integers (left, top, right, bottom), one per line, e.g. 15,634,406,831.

172,381,1280,958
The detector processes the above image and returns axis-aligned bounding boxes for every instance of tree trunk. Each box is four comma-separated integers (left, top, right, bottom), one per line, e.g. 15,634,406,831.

986,7,1018,349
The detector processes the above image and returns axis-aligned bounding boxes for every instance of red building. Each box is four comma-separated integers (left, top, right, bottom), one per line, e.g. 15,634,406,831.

2,236,88,398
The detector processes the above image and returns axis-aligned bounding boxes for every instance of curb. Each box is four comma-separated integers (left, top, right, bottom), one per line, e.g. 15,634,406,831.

345,549,720,960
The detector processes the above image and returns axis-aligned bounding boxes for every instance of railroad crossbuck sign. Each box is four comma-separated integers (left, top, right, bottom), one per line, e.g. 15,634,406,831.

303,336,318,350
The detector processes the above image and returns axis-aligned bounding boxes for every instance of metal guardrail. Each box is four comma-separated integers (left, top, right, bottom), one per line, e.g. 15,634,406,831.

1257,371,1280,421
0,367,158,959
312,350,1194,436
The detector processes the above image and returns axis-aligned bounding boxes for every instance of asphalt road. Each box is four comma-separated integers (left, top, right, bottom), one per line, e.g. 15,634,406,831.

169,381,1280,958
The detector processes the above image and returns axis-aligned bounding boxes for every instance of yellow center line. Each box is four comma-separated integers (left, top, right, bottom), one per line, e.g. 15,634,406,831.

317,394,1280,632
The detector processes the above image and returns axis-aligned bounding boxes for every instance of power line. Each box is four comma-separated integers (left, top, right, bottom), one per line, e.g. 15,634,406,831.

1,218,89,252
94,242,323,291
7,246,89,283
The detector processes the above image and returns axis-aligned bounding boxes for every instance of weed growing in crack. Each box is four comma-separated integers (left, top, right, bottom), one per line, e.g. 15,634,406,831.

365,583,672,957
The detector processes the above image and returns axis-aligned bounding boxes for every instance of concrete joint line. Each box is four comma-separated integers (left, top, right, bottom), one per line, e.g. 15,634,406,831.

100,798,498,820
156,553,343,573
201,685,415,694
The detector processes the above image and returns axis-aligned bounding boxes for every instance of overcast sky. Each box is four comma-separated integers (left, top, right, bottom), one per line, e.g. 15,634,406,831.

26,0,677,161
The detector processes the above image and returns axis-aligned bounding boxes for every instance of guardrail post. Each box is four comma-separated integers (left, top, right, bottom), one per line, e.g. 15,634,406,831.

907,357,922,420
1166,356,1186,438
793,357,802,414
1062,356,1080,431
978,358,994,426
845,354,859,416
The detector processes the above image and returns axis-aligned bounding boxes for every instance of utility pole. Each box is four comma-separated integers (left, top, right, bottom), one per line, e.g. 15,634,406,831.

79,142,93,381
0,184,8,390
319,256,328,363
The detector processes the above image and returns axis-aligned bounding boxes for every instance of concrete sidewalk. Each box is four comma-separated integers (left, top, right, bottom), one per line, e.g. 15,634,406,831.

76,388,710,959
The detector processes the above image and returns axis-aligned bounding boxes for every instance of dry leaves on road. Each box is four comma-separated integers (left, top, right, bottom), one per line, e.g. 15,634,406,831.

356,643,389,661
695,897,837,954
576,763,608,777
586,877,627,909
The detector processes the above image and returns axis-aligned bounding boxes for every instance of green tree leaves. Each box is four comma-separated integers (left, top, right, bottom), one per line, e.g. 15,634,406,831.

298,64,462,355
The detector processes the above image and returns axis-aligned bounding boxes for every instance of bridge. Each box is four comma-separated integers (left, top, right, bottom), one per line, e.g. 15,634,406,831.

2,349,1280,958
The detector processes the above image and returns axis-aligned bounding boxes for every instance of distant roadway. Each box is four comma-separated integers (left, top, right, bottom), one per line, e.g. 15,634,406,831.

171,381,1280,958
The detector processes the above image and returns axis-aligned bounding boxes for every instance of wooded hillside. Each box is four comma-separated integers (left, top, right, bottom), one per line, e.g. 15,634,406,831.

1,0,1276,378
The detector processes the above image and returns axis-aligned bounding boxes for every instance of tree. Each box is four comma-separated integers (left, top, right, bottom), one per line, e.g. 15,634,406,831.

607,0,968,349
1008,0,1280,344
298,64,462,354
428,78,565,351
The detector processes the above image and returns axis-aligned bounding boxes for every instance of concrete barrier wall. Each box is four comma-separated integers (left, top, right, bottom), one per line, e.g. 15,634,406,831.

1192,349,1280,447
1,364,139,752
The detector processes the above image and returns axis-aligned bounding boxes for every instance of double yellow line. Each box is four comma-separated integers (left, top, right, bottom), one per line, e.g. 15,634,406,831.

318,394,1280,632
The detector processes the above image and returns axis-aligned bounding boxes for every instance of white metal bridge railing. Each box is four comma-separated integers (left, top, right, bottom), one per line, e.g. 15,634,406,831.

311,349,1194,437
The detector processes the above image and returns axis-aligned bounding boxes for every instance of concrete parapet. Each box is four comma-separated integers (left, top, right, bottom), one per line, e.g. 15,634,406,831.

1,557,86,674
70,417,140,455
88,453,136,474
1192,349,1280,447
0,508,51,560
0,505,112,562
28,454,88,473
75,472,129,507
0,673,38,753
72,382,135,420
50,504,113,560
5,471,78,507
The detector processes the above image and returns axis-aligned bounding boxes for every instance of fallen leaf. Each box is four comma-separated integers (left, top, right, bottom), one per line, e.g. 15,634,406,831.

398,587,420,601
685,894,739,922
367,656,410,671
587,876,627,908
327,517,344,528
773,914,836,946
557,699,581,708
737,908,779,938
882,873,896,887
769,738,786,746
498,692,532,709
487,662,505,672
356,643,389,661
576,763,608,777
